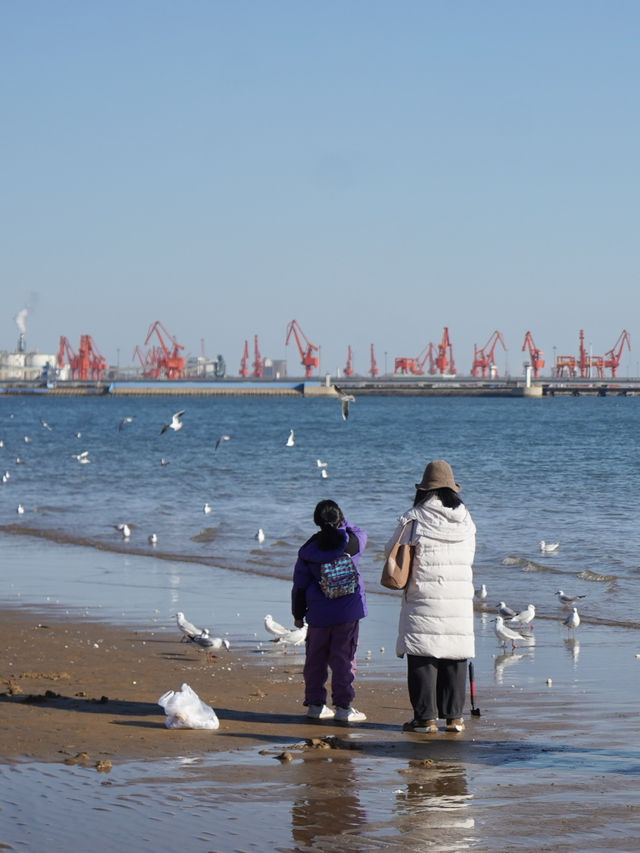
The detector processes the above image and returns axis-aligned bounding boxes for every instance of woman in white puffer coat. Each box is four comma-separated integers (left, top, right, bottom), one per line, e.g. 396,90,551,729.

386,460,476,734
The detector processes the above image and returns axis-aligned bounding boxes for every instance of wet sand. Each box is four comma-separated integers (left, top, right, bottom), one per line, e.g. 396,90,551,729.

2,604,640,851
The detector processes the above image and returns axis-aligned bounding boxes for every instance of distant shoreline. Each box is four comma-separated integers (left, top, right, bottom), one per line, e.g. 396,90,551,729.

2,376,639,397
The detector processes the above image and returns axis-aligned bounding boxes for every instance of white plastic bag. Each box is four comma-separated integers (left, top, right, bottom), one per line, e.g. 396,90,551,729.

157,683,220,730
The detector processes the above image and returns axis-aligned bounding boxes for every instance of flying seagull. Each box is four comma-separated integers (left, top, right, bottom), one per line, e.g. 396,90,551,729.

214,434,231,452
161,410,185,434
118,416,134,431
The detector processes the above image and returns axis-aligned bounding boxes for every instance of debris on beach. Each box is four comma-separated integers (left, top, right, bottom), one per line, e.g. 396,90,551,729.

157,682,220,730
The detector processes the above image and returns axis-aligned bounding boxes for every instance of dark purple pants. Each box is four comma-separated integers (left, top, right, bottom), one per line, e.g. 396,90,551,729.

303,621,360,708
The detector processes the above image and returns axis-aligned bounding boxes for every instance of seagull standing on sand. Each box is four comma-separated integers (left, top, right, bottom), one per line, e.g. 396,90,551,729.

563,607,580,636
148,533,158,545
175,611,208,641
187,633,230,660
264,614,293,640
556,590,586,607
497,601,518,619
508,604,536,630
493,616,524,651
274,624,308,647
285,429,295,447
540,540,559,553
160,410,185,434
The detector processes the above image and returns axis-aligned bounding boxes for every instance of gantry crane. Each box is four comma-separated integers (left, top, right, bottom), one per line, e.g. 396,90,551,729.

604,330,631,378
143,321,185,379
369,344,379,378
285,320,319,377
472,331,506,378
522,331,545,378
252,335,264,378
239,340,249,377
435,327,456,376
58,335,107,380
344,346,354,376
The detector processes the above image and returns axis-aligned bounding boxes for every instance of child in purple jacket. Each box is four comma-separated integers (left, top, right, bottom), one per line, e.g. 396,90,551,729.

291,499,368,724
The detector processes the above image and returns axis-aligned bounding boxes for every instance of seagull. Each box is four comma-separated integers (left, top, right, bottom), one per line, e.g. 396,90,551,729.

118,416,134,431
255,528,265,543
285,429,295,447
540,540,559,553
17,504,25,515
214,435,231,452
316,459,328,468
2,472,10,484
160,457,170,466
175,611,208,641
203,502,212,515
187,633,231,659
563,607,580,635
116,523,131,539
497,601,518,619
40,418,52,430
160,410,185,434
15,457,23,464
148,533,158,545
274,624,308,647
321,468,328,479
24,435,31,444
555,589,586,607
508,604,536,629
340,394,355,421
72,451,90,464
475,583,488,602
493,616,524,651
264,614,293,639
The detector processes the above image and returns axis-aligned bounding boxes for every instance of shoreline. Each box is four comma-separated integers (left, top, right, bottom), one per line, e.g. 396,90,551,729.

3,602,640,849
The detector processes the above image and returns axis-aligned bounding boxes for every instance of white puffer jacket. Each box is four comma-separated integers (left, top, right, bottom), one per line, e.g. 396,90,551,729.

387,496,476,660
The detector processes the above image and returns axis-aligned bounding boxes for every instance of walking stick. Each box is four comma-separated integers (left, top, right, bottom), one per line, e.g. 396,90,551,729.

469,661,481,716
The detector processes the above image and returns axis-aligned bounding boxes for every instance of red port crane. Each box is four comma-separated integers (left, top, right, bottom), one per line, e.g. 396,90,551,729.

252,335,264,378
143,321,185,379
58,335,107,380
285,319,319,377
522,331,545,378
344,346,354,376
604,330,631,378
472,330,506,378
369,344,379,378
435,327,456,376
418,342,437,375
239,340,249,377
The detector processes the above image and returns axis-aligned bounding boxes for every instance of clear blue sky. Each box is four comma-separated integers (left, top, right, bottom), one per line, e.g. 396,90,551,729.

2,1,639,376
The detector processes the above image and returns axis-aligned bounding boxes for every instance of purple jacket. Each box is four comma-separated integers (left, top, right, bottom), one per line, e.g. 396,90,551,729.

291,520,368,628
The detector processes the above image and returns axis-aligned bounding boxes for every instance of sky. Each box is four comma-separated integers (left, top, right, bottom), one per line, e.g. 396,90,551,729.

2,0,639,377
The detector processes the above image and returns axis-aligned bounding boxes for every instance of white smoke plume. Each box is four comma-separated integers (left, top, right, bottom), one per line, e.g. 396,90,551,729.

14,292,38,334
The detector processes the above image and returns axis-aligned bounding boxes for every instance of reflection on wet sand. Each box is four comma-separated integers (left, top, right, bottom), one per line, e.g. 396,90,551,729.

290,757,367,850
564,637,580,665
394,762,473,851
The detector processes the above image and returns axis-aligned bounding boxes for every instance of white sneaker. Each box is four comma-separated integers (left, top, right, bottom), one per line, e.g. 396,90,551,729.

334,706,367,723
306,704,334,719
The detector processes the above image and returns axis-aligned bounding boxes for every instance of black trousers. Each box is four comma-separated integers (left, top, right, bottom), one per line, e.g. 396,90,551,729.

407,654,467,720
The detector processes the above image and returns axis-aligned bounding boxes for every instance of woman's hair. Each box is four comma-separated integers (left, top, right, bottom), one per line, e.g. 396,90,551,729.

313,499,345,549
414,487,463,509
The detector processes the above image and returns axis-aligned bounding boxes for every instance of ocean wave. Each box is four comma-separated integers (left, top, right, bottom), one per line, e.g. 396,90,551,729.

577,569,618,584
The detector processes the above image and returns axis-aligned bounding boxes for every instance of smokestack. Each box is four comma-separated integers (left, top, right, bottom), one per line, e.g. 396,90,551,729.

15,307,28,353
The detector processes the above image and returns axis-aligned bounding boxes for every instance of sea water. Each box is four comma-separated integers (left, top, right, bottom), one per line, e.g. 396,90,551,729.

1,392,639,631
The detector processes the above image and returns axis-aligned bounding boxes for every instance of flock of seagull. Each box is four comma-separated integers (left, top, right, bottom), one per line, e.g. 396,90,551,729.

173,610,306,660
475,540,584,651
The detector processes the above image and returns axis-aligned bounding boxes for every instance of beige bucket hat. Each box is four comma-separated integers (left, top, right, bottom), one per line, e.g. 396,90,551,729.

415,459,460,492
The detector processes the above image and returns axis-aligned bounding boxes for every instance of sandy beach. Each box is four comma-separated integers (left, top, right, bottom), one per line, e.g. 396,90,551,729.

2,602,640,851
